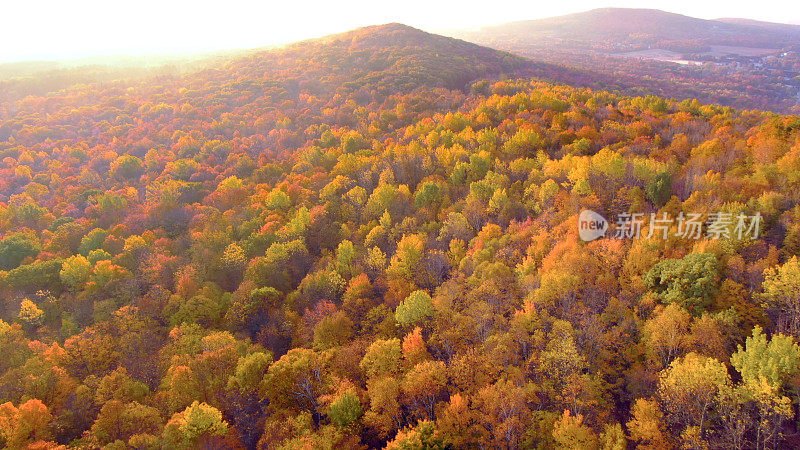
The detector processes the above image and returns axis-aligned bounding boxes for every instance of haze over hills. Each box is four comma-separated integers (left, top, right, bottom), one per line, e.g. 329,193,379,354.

0,24,529,108
0,23,538,151
452,8,800,113
5,13,800,114
461,8,800,50
0,23,651,118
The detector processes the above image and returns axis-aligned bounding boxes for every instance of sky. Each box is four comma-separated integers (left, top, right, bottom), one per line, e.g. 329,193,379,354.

1,0,799,63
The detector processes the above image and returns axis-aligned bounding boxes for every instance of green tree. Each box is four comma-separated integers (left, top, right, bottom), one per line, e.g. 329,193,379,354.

0,234,40,270
328,389,363,428
335,240,356,278
414,182,442,209
730,326,800,390
645,171,672,207
110,154,145,180
395,290,434,326
162,401,229,448
645,253,719,314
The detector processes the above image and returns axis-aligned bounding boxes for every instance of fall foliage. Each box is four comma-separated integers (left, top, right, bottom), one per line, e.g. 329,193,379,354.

2,20,800,450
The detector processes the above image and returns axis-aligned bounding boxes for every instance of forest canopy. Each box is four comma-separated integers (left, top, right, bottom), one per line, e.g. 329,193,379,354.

1,22,800,450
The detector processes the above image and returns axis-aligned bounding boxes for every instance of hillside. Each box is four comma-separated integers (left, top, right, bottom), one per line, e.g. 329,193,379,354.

4,21,800,449
454,8,800,114
0,23,529,110
199,23,530,95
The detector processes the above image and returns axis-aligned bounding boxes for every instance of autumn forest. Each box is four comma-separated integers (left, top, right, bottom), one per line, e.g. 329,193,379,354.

2,12,800,450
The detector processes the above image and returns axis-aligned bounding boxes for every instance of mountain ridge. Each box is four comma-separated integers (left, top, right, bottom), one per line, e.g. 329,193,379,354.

464,7,800,48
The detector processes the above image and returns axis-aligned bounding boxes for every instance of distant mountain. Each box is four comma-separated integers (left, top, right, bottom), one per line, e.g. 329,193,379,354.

715,17,800,38
451,8,800,114
462,8,800,49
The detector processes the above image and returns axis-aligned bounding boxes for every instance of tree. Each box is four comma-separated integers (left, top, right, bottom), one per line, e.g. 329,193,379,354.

642,303,691,368
385,420,448,449
402,327,430,368
95,367,150,405
414,182,442,209
90,400,162,445
313,310,354,350
17,298,44,330
395,290,434,326
0,321,32,374
730,326,800,390
761,256,800,338
0,234,40,270
598,423,626,450
0,399,53,448
227,352,273,397
110,154,144,180
162,365,200,415
360,338,402,379
170,292,227,327
335,240,357,278
245,240,310,292
645,171,672,207
342,273,378,323
471,379,532,448
627,399,668,449
298,269,346,307
59,254,92,287
552,410,598,450
328,389,363,428
387,234,425,287
225,285,281,337
225,352,272,448
645,253,719,314
264,349,331,422
63,327,120,378
401,360,446,420
162,401,229,448
5,259,63,293
363,376,401,439
657,353,730,439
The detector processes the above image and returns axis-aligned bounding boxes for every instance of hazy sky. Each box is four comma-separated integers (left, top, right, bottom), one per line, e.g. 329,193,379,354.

2,0,799,63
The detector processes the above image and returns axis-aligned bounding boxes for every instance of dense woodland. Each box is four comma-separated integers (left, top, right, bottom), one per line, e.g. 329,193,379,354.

4,23,800,449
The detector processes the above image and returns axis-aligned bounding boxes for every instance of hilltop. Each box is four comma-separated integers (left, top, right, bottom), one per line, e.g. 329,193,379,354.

214,23,530,94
